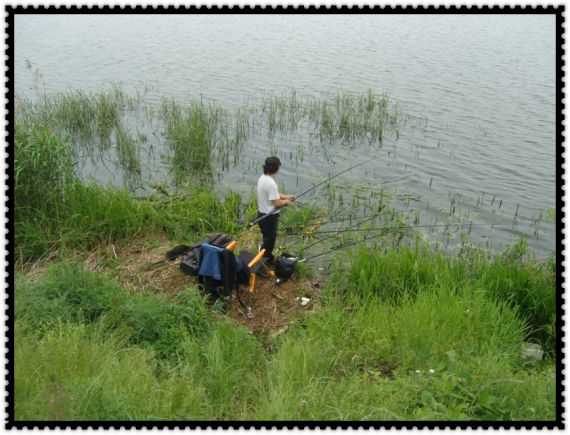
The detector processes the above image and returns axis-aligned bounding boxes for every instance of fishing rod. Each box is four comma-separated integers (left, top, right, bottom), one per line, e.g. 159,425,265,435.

298,222,512,263
287,219,453,250
248,156,376,227
281,210,386,233
284,222,511,237
298,230,395,263
293,222,517,262
293,213,379,251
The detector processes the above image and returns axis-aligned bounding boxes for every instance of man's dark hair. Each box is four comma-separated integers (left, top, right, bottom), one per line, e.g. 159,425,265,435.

263,156,281,175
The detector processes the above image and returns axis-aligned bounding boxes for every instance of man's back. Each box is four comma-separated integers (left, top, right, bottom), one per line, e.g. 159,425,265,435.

257,174,280,214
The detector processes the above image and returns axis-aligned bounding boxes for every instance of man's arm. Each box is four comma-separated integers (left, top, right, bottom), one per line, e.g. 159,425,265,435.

272,198,292,208
279,193,296,202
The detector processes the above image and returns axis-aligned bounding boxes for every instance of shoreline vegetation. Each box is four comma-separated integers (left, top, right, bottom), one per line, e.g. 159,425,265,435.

15,85,413,185
14,86,556,421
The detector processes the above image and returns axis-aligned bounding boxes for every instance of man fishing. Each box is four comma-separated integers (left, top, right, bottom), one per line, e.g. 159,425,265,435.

256,156,296,265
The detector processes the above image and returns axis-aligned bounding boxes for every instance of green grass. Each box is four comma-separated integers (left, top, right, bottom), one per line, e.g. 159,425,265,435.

341,242,556,352
15,263,213,358
15,182,244,264
14,239,556,421
15,263,266,419
15,320,213,420
177,321,266,418
472,239,556,351
14,122,245,263
251,244,555,420
252,295,553,420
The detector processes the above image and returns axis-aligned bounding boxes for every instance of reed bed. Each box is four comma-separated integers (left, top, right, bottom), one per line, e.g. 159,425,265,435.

16,83,135,150
15,85,423,201
159,98,256,184
160,99,215,184
260,89,411,145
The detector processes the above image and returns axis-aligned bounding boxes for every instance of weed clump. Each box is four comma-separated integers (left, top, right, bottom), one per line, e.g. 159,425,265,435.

340,243,555,352
16,262,212,358
161,100,215,184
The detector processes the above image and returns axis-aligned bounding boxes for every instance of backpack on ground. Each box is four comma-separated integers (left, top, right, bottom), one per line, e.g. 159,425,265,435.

178,233,234,277
180,246,202,276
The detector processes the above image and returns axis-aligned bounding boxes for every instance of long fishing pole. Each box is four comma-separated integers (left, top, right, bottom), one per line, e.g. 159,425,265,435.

281,210,386,232
284,222,509,236
287,221,463,251
298,230,394,263
299,220,536,264
298,223,490,263
294,222,516,261
294,213,379,251
248,156,376,227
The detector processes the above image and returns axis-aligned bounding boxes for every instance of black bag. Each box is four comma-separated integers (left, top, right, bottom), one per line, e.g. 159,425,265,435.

275,253,297,283
180,247,201,276
208,233,233,248
178,234,234,277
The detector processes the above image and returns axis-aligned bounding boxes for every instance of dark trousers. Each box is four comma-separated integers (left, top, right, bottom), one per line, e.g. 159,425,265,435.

257,211,279,261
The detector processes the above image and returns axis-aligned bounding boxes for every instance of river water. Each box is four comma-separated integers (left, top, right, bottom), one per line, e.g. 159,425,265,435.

14,14,557,256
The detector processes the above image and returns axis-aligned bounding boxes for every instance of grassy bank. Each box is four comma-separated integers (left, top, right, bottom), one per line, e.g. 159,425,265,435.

13,90,556,422
15,241,556,420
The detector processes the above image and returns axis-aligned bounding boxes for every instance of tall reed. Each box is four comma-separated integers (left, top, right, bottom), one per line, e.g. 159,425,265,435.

14,123,76,217
161,100,214,184
115,124,142,176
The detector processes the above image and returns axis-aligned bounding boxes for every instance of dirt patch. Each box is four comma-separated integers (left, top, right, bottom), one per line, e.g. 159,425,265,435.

77,237,322,334
78,238,195,297
226,273,321,335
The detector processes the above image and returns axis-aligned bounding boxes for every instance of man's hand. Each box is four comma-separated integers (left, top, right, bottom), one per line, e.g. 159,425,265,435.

275,194,296,207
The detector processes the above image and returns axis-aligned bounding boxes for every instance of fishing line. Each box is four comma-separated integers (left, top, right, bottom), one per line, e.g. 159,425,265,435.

299,222,505,263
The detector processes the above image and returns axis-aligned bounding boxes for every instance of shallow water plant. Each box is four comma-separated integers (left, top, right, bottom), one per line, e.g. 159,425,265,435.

115,124,142,176
14,123,76,218
161,100,214,184
16,85,134,151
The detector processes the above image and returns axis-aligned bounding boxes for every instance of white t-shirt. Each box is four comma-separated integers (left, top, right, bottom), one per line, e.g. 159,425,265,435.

257,174,280,214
